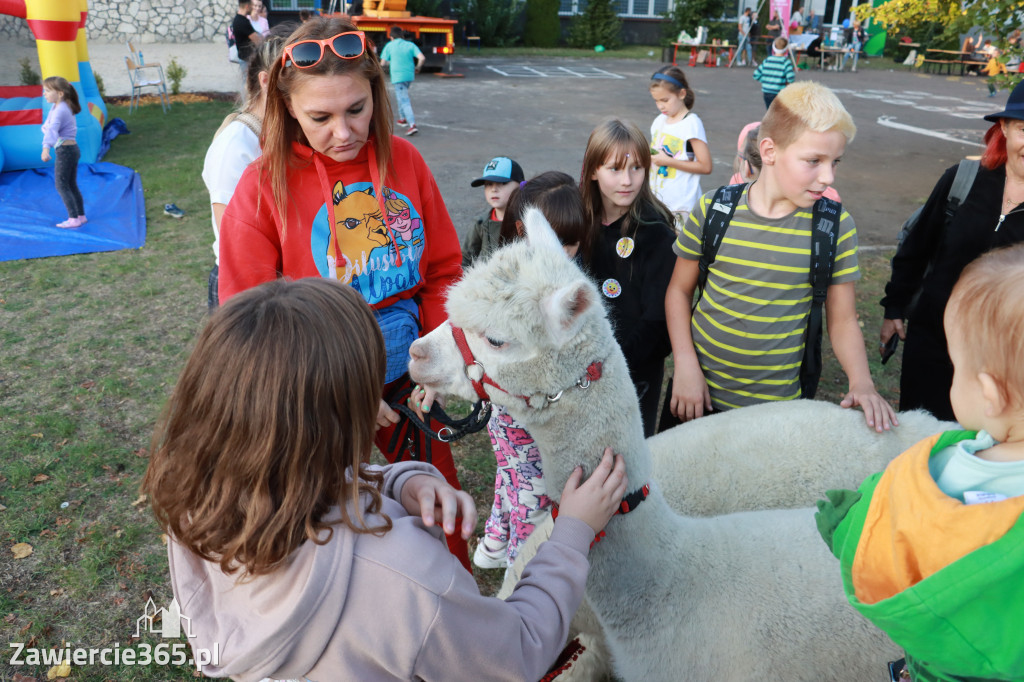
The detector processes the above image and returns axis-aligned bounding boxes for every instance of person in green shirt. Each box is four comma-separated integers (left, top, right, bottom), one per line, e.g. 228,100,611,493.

380,26,425,136
817,243,1024,681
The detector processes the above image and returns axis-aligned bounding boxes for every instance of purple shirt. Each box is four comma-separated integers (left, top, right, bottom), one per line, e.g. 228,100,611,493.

41,101,77,149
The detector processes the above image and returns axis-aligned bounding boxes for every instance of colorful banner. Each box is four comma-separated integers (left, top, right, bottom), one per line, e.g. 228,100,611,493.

772,0,791,38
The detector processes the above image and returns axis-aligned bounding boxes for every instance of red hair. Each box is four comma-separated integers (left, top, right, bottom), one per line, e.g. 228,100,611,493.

981,122,1007,170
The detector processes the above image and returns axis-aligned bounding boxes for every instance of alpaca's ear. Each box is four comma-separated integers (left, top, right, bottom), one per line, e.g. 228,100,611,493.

540,280,594,344
523,206,565,256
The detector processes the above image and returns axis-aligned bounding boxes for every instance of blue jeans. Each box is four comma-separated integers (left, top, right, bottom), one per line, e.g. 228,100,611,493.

738,33,753,64
840,42,861,70
763,91,778,109
54,144,84,218
393,81,414,126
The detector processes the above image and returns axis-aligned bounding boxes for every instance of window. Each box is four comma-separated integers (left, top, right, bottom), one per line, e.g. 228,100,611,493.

273,0,319,9
558,0,672,19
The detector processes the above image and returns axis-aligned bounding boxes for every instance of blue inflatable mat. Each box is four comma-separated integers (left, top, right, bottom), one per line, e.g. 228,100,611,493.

0,162,146,262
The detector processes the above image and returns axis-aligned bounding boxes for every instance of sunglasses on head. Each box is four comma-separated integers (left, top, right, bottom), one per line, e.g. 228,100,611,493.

282,31,366,69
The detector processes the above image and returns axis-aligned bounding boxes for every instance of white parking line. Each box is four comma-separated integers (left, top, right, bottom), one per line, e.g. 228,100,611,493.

486,64,624,79
876,115,984,147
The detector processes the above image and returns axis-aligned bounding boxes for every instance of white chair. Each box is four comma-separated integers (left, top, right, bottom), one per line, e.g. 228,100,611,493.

125,56,169,113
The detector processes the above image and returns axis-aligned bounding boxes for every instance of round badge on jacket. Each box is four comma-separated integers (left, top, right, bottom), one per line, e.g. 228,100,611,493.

615,237,635,258
602,278,622,298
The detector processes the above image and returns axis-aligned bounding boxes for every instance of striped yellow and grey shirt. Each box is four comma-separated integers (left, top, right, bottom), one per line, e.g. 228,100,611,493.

673,186,860,411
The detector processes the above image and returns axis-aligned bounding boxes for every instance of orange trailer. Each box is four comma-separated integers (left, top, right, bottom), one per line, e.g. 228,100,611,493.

326,13,457,72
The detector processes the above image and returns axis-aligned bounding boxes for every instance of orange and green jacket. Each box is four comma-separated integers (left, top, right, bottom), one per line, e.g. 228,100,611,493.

816,431,1024,681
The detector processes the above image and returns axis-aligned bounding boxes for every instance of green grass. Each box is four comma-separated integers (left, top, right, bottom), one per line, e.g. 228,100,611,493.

0,96,901,680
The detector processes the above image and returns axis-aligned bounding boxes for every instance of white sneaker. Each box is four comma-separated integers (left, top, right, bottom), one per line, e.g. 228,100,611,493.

472,539,508,569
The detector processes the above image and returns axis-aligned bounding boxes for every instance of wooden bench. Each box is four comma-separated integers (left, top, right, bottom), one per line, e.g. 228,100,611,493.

466,35,481,50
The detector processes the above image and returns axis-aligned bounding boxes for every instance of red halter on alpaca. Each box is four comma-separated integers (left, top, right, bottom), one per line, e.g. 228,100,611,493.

449,325,603,408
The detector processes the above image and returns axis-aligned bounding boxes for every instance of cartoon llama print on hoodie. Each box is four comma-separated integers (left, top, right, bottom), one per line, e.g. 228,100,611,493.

314,180,425,305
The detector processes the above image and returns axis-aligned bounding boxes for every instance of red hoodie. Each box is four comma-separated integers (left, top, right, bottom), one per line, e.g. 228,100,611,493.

218,135,462,334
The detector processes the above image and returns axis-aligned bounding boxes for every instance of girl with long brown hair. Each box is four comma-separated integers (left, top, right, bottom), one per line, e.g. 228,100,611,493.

144,277,627,680
215,17,470,569
580,119,677,436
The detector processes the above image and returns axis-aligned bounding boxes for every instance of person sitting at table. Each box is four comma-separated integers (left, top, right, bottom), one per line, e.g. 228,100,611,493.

806,34,823,66
961,27,985,59
840,21,866,72
806,9,820,33
789,6,804,35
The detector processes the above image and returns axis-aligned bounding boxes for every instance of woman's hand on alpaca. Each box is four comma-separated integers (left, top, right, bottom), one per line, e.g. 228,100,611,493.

558,448,628,536
377,399,400,429
840,383,899,433
401,474,477,539
671,358,712,421
408,384,446,421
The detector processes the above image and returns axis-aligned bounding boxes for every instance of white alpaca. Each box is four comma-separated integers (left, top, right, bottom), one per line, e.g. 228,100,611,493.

497,401,955,680
648,400,956,517
409,209,900,681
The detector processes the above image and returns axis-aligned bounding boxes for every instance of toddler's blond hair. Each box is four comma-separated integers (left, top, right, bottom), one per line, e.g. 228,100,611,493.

946,244,1024,408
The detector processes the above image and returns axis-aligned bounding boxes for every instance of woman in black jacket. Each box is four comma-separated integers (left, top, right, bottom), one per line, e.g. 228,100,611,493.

880,80,1024,420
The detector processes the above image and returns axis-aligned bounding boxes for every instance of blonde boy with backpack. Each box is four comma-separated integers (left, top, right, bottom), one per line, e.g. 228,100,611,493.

664,82,897,432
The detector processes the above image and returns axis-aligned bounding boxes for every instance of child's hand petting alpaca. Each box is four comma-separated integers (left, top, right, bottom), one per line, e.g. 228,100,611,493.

401,474,477,540
558,448,628,535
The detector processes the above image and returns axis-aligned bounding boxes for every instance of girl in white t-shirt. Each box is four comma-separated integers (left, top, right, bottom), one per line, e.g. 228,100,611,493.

648,66,712,230
201,29,288,309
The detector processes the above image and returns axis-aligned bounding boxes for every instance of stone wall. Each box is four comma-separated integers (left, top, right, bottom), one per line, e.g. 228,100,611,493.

0,1,236,45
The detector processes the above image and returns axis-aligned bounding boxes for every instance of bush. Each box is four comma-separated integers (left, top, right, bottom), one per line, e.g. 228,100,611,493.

567,0,622,49
524,0,561,47
95,72,106,98
19,57,41,86
166,57,187,96
456,0,522,46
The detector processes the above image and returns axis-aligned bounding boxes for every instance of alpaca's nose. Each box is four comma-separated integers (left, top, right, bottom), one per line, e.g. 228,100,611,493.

409,339,427,360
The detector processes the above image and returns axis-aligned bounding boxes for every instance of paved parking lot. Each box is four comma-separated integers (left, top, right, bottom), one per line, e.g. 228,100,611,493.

412,58,997,246
2,38,1002,245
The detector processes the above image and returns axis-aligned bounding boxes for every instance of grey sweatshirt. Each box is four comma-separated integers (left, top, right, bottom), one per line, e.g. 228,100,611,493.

167,461,594,681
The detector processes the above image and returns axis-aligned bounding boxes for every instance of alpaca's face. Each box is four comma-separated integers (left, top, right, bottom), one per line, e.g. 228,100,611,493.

409,213,614,413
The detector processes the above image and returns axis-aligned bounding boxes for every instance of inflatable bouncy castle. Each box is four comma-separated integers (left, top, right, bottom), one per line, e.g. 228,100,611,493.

0,0,105,172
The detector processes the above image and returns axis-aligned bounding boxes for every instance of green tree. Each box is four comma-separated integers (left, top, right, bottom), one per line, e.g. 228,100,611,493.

662,0,728,45
854,0,1022,86
456,0,523,46
568,0,622,49
525,0,561,46
407,0,445,15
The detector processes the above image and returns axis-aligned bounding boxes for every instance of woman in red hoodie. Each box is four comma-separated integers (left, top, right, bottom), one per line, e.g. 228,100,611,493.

217,17,470,569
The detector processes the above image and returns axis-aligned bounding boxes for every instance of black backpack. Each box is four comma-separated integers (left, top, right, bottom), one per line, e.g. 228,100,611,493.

892,159,978,317
694,183,841,399
896,159,978,246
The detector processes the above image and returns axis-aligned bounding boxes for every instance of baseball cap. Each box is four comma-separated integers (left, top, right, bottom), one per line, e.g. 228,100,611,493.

470,157,525,187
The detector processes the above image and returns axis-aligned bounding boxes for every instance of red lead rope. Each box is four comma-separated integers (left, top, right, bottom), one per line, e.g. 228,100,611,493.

552,483,650,548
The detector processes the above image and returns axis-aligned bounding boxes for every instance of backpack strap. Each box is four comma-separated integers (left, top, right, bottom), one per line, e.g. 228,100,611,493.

799,196,841,399
945,159,979,224
694,183,747,311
